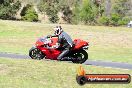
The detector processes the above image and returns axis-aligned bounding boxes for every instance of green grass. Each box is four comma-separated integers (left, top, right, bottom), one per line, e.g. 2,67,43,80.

0,20,132,63
0,57,132,88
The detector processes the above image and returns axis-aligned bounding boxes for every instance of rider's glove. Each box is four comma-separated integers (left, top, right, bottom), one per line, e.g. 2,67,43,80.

47,35,52,38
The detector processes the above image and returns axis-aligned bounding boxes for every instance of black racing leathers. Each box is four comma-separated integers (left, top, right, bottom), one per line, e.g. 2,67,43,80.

57,31,73,60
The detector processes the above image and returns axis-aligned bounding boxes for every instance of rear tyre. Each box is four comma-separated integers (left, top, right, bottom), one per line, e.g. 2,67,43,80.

29,48,45,60
72,50,88,64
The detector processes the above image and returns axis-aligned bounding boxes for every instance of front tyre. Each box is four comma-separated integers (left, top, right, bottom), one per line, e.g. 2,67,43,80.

72,50,88,64
29,47,45,60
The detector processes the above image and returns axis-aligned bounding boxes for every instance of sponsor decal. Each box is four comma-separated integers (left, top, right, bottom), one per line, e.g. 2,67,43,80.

76,66,131,85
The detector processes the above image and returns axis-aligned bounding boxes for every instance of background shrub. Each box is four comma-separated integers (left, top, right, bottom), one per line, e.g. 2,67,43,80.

0,0,21,20
110,13,121,26
98,16,110,26
79,0,97,24
118,17,130,25
46,7,59,23
61,5,72,23
21,4,38,22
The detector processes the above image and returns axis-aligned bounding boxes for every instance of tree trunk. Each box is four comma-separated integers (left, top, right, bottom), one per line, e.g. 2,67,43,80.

105,0,111,17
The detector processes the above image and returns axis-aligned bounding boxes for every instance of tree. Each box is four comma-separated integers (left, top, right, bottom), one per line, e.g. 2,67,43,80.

0,0,4,4
0,0,21,20
61,5,72,23
98,16,110,25
93,0,104,17
79,0,97,24
21,4,38,22
37,0,49,13
109,0,131,26
112,0,131,17
37,0,59,23
72,1,81,24
110,13,121,26
46,6,59,23
37,0,77,23
105,0,111,17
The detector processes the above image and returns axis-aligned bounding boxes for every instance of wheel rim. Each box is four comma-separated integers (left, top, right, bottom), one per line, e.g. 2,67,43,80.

75,53,84,59
73,52,86,63
30,48,44,60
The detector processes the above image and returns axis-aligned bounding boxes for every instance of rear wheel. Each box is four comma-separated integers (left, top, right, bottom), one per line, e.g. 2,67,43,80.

29,48,45,60
72,50,88,64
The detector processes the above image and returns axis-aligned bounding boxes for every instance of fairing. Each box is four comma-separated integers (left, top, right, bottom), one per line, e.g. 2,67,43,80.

35,36,89,60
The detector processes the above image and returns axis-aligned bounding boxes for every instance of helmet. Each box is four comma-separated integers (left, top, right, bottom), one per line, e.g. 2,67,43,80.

54,26,63,36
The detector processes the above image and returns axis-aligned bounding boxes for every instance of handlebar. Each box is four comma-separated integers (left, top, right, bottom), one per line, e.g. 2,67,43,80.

47,35,57,38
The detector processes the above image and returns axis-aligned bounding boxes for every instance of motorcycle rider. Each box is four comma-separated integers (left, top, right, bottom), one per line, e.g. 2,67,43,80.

50,26,73,61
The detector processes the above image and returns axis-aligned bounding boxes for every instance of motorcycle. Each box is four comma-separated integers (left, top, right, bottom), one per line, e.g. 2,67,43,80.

29,35,89,64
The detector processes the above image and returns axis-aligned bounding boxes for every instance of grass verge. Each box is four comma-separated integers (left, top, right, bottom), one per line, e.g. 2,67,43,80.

0,58,132,88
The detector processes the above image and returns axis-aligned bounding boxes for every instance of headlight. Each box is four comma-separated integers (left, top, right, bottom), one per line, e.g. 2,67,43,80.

82,45,89,49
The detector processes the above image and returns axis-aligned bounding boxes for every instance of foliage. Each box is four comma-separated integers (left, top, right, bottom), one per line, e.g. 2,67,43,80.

58,0,77,23
0,0,21,20
112,0,131,17
98,14,130,26
21,4,38,22
37,0,48,13
79,0,97,24
94,0,105,17
98,16,110,26
110,13,121,26
46,6,59,23
118,17,130,25
0,0,131,26
37,0,59,23
20,4,31,16
60,5,72,23
71,1,81,24
37,0,78,23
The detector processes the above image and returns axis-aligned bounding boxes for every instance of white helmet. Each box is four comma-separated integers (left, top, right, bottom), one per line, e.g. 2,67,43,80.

54,26,63,36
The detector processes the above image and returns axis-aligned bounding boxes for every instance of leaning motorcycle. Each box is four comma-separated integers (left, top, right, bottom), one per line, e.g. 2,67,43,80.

29,36,89,64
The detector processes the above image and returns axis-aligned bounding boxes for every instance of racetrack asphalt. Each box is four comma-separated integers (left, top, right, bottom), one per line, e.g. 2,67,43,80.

0,52,132,70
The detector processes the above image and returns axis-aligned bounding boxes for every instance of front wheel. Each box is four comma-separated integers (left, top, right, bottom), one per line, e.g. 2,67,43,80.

71,50,88,64
29,47,45,60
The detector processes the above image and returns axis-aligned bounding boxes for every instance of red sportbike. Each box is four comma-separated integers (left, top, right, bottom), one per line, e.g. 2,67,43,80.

29,36,89,64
